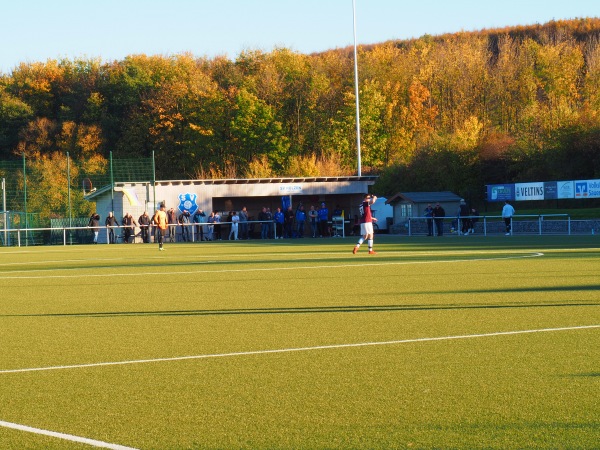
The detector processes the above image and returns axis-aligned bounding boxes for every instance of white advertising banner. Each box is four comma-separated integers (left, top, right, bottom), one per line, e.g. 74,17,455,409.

575,179,600,199
556,181,575,199
515,182,544,201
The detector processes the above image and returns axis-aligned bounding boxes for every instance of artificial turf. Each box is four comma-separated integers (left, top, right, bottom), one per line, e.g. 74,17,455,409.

0,235,598,449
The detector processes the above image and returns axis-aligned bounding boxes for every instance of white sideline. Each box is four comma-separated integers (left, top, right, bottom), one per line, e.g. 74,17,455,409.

0,420,137,449
1,324,597,375
0,252,544,279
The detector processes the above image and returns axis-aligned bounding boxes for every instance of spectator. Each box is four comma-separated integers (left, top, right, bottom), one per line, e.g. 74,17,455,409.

105,212,119,244
88,212,100,244
469,207,479,234
502,201,515,235
122,213,137,243
273,207,284,239
138,211,151,243
213,211,222,240
206,211,215,241
424,204,434,236
167,207,177,242
432,203,445,236
179,210,191,241
239,206,249,240
229,211,240,240
224,211,233,240
458,199,470,236
318,202,329,237
308,205,318,238
295,204,306,238
258,207,270,239
193,209,206,242
265,208,273,238
285,206,295,238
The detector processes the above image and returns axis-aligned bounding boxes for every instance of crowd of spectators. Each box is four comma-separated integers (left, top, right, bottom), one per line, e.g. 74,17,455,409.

88,202,341,243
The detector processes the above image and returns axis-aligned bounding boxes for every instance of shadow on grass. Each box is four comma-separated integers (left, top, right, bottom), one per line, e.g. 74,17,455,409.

3,300,599,319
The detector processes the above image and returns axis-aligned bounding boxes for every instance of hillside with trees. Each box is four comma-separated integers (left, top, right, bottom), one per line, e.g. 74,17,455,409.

1,17,600,215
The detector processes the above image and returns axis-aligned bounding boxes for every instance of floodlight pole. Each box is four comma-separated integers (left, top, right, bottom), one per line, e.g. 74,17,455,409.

2,177,6,246
110,151,115,213
352,0,362,177
67,152,72,228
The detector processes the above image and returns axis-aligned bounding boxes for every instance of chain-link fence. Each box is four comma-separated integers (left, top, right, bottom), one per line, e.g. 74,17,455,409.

0,153,154,246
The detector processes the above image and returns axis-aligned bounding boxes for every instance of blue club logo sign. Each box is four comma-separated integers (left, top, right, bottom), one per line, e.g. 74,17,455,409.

177,193,199,215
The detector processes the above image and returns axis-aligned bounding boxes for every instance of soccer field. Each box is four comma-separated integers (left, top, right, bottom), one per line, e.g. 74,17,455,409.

0,236,598,449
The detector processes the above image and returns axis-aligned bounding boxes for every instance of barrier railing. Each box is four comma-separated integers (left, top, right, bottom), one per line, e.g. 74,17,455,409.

0,220,303,247
402,214,573,236
3,214,597,246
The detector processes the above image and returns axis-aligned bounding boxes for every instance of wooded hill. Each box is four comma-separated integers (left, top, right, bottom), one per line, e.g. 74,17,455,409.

1,17,599,206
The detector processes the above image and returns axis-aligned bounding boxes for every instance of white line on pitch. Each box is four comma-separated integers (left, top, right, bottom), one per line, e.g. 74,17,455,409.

0,324,596,375
0,420,137,449
0,252,544,279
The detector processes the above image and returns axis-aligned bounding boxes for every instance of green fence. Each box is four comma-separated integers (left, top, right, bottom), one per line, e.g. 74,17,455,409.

0,153,154,234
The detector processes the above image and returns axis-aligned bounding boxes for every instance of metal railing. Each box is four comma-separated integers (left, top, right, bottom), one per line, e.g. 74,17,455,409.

399,214,575,236
0,220,309,247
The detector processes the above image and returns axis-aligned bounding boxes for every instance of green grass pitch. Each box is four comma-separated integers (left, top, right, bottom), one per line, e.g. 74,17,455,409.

0,235,598,449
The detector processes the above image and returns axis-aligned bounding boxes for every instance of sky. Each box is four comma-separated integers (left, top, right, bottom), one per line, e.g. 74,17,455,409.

1,0,598,74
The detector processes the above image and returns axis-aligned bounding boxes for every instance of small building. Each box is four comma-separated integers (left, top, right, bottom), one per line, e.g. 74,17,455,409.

85,176,377,242
385,191,463,230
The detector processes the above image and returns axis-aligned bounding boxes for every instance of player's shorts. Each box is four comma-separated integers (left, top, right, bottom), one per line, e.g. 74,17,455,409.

360,222,374,236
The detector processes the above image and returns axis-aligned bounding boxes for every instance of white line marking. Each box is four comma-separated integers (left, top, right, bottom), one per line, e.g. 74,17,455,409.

0,252,544,279
1,324,596,375
0,420,138,449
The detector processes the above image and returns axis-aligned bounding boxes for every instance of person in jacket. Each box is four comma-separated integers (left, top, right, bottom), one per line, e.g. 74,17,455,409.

258,207,269,239
239,206,249,240
273,207,285,239
432,203,445,236
317,203,329,237
138,211,151,243
88,212,100,244
179,210,191,242
424,204,434,236
458,199,470,236
284,206,295,238
502,201,515,235
193,209,206,242
308,205,318,238
105,212,119,244
295,204,306,238
167,207,178,242
122,213,137,243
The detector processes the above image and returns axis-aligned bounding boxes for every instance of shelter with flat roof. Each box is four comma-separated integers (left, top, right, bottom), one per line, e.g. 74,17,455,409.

385,191,462,225
85,176,377,242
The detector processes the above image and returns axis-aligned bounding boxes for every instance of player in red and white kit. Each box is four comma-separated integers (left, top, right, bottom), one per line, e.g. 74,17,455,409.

352,193,377,255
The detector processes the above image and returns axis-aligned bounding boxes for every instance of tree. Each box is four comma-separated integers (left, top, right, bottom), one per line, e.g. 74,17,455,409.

229,88,289,171
0,88,33,156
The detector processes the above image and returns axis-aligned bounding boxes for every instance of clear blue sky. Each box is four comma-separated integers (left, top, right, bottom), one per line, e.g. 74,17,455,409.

1,0,597,74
